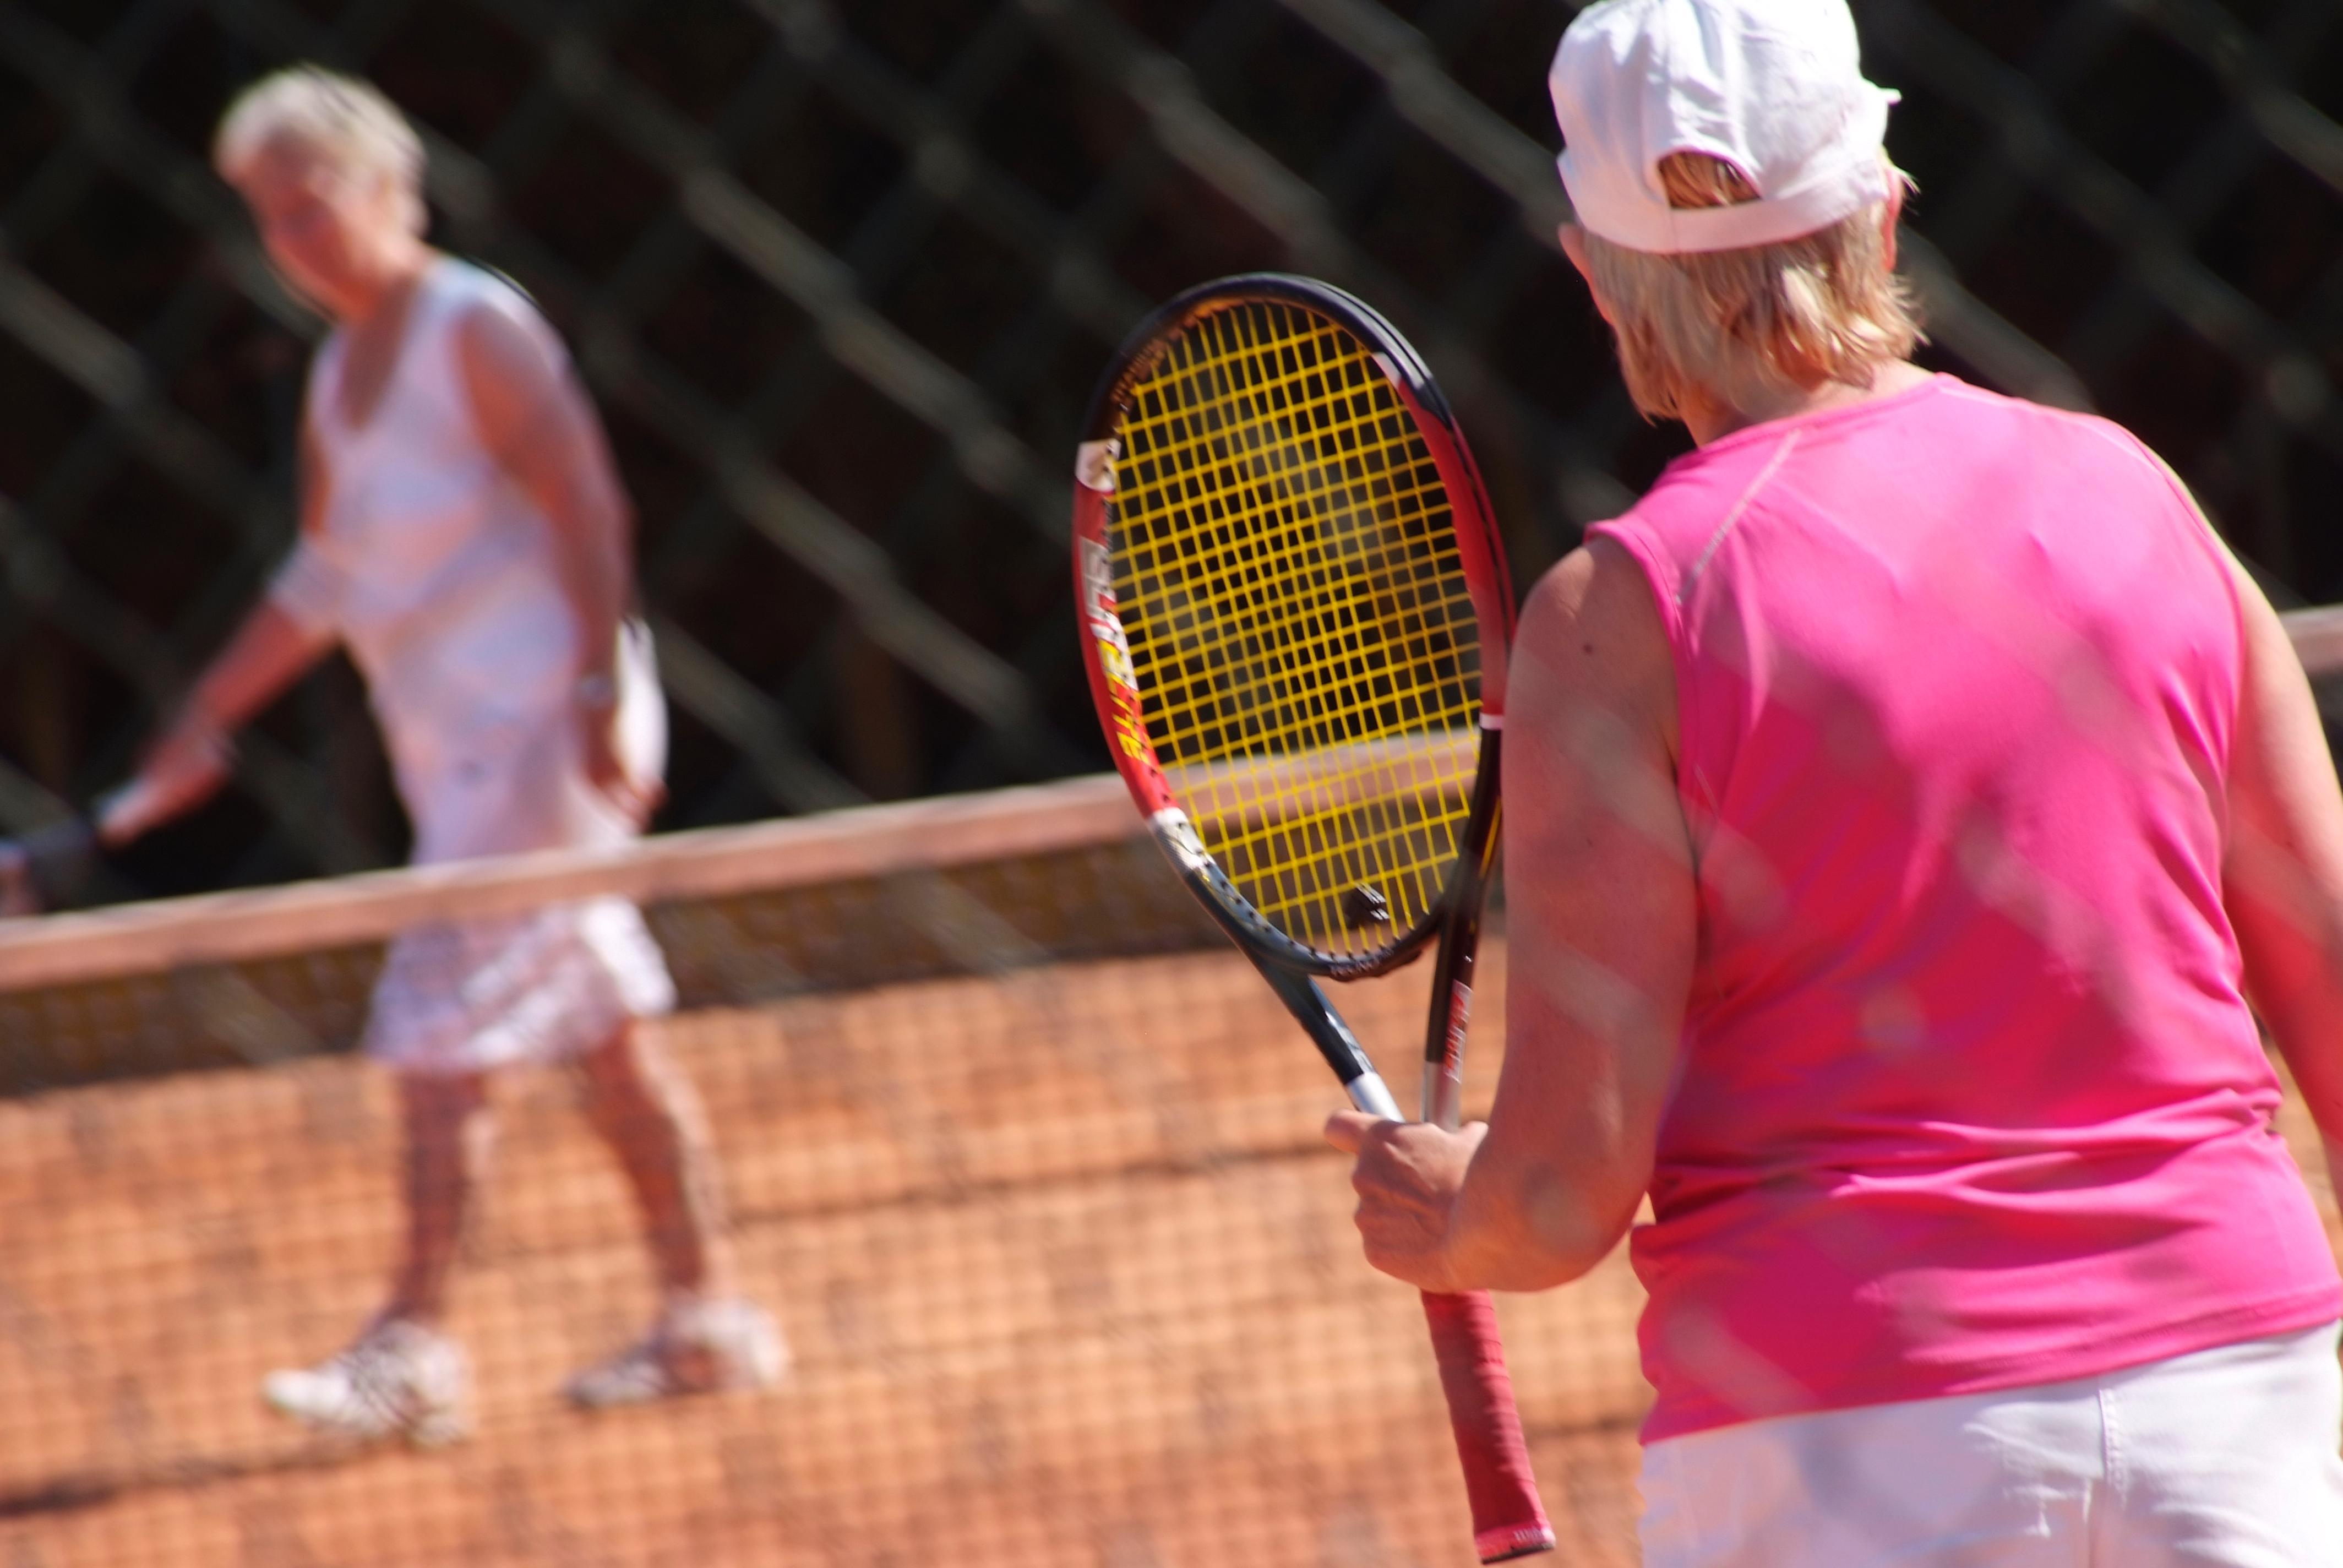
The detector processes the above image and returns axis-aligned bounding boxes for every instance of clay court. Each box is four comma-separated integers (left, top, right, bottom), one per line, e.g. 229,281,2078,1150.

1,781,2339,1568
5,3,2341,1562
6,932,2340,1567
0,932,1672,1568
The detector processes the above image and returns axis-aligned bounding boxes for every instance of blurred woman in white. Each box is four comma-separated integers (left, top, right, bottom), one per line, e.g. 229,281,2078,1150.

106,66,780,1442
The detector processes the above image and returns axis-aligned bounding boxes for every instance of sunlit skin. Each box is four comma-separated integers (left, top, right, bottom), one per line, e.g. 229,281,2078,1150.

121,132,651,843
1559,184,1929,447
231,135,428,324
1326,209,2343,1296
105,129,736,1344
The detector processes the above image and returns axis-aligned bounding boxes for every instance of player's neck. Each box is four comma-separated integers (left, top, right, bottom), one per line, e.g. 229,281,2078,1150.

333,241,436,329
1682,360,1932,446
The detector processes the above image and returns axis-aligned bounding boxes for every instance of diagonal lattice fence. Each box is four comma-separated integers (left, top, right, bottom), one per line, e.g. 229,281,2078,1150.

0,0,2336,896
2,7,2342,1568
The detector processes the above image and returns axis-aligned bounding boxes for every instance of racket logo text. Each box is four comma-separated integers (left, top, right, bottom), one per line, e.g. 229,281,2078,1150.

1442,981,1473,1079
1075,438,1120,493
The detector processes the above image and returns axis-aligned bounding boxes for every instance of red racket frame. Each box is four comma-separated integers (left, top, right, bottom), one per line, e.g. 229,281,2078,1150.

1071,274,1550,1562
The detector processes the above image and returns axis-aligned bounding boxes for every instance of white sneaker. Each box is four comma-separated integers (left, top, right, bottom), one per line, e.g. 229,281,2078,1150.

261,1320,472,1446
563,1298,788,1409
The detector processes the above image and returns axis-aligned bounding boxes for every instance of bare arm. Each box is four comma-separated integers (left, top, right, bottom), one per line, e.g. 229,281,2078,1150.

454,296,647,811
173,602,335,734
1328,538,1697,1292
104,424,337,846
2219,547,2343,1180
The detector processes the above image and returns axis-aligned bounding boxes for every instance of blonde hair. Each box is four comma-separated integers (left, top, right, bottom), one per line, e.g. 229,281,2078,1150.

1582,153,1923,422
213,66,426,225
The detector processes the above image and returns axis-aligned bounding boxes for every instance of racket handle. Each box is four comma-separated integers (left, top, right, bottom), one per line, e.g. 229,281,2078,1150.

1247,956,1549,1557
96,732,230,846
1252,960,1406,1117
1422,1289,1555,1561
0,818,99,916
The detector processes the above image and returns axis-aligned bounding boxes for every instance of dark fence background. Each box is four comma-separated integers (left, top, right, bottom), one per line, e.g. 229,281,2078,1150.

1,0,2338,899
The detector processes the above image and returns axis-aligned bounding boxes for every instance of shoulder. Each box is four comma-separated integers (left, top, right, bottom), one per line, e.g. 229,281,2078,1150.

442,264,574,413
1516,535,1680,754
439,260,565,367
1577,440,1779,625
437,257,546,322
1937,377,2181,495
1608,429,1805,560
1522,537,1674,667
1958,388,2226,595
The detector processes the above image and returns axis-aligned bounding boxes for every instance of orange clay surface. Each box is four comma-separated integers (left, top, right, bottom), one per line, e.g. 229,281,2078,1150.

0,940,2335,1567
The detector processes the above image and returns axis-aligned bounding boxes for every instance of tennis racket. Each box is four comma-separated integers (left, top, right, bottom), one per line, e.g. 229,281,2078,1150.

1072,274,1551,1561
0,816,99,916
0,739,230,916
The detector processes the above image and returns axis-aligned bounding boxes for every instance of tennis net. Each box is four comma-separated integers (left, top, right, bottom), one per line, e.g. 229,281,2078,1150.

0,773,1675,1567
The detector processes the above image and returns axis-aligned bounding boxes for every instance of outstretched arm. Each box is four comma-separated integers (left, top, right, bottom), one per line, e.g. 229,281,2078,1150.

103,424,337,846
2220,547,2343,1188
1327,537,1697,1292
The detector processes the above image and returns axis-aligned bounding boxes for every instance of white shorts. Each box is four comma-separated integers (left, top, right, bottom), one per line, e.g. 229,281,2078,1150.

1639,1322,2343,1567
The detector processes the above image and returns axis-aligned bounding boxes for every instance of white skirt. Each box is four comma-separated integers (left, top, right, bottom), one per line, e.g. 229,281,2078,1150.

363,622,676,1075
363,896,674,1074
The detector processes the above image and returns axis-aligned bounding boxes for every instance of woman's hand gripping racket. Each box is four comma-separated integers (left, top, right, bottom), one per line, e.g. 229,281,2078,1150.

1072,275,1551,1561
0,726,233,916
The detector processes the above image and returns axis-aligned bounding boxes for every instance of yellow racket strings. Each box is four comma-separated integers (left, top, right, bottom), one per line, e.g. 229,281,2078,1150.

1107,300,1483,956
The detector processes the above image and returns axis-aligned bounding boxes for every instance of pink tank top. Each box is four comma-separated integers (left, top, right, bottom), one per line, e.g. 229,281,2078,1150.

1589,374,2341,1442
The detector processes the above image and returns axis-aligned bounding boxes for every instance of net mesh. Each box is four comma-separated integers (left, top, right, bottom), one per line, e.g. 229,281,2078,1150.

1108,298,1481,957
0,804,1665,1568
1,797,2337,1568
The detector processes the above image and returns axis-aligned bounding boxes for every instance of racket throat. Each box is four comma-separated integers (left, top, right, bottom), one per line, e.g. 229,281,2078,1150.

1421,959,1477,1132
1346,1068,1404,1123
1424,999,1469,1130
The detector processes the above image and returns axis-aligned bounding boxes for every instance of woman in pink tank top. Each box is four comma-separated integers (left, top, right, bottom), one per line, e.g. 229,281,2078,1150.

1328,2,2343,1562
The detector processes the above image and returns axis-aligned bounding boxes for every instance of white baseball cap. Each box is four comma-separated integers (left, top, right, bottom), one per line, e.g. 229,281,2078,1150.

1549,0,1900,255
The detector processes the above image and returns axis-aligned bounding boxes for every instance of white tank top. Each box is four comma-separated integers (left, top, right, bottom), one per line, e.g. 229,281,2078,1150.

279,257,662,855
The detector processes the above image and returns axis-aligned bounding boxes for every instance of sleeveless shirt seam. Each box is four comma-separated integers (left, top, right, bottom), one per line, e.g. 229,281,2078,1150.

310,329,349,442
1680,428,1802,608
1585,431,1801,848
2112,422,2247,784
426,260,521,438
1582,520,1702,835
405,258,465,440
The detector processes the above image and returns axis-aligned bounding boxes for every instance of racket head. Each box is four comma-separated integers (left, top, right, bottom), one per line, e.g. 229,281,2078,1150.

1074,275,1513,979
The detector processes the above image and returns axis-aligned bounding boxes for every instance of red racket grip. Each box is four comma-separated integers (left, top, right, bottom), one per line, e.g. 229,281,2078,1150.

1422,1288,1554,1561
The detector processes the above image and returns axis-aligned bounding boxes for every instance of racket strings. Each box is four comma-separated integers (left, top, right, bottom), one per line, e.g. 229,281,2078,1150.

1107,301,1483,957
